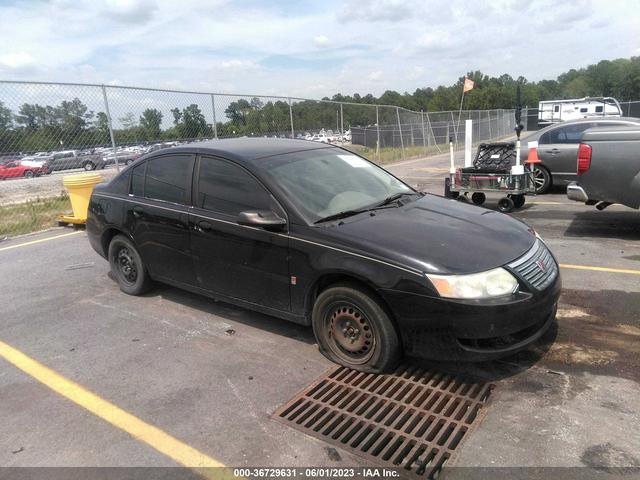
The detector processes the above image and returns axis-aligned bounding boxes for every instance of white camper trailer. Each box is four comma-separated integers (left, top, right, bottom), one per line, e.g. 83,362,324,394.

538,97,622,127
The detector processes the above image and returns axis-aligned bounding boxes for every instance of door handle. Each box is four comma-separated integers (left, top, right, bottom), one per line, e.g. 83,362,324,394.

132,206,144,218
546,148,560,155
197,220,213,231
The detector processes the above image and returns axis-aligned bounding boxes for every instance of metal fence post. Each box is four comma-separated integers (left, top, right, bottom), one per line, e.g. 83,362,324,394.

288,98,294,138
487,110,492,140
376,106,380,161
396,107,405,161
340,103,344,135
420,110,427,157
101,85,119,172
210,94,218,139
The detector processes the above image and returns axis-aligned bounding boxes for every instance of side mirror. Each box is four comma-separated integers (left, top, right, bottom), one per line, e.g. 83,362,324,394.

237,210,286,231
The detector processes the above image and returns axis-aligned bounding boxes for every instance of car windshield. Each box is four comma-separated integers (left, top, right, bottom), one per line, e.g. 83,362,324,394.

259,148,415,223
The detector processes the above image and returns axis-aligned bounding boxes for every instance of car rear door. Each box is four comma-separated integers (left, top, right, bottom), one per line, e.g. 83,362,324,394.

124,154,197,287
188,155,290,311
538,122,597,179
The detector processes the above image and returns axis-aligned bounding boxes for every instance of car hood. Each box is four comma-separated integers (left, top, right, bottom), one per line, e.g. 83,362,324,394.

311,195,536,275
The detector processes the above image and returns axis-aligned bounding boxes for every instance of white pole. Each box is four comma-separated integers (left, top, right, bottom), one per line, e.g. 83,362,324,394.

449,137,455,174
464,118,473,167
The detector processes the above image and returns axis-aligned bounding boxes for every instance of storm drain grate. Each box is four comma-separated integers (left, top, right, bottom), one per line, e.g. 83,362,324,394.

273,365,494,478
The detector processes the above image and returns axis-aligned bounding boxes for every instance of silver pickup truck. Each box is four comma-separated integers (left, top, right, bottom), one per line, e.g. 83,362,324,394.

567,126,640,210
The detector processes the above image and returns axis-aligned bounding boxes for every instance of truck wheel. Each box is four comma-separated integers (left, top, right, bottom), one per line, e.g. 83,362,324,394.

498,197,515,213
312,283,401,373
108,235,153,295
471,192,486,205
444,178,459,199
532,165,551,194
83,162,95,171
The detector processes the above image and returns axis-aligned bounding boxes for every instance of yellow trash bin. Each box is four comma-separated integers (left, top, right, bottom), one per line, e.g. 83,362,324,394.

59,173,103,225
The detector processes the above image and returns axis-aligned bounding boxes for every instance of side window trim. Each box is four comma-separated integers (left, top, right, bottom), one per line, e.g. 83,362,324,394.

193,155,287,221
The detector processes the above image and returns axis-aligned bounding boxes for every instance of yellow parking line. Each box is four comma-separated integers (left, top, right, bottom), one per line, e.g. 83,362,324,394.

0,231,83,252
560,264,640,275
0,339,224,469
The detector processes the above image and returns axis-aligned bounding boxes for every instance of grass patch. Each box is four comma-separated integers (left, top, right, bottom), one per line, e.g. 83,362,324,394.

0,195,72,237
343,143,446,164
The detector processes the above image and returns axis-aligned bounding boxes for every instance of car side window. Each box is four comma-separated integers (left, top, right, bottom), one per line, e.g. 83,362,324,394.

144,155,193,205
196,156,272,216
131,162,145,197
557,123,596,143
110,169,131,195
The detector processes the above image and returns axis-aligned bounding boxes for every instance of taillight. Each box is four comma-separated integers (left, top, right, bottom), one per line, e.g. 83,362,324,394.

577,143,591,175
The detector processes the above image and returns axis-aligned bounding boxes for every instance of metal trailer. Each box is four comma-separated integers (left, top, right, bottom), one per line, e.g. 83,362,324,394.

443,142,536,213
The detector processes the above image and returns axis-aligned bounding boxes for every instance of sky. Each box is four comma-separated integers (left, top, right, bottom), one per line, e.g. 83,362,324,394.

0,0,639,99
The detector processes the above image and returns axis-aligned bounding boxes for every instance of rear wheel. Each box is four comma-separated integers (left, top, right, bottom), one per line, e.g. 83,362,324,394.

108,235,152,295
312,284,401,373
83,161,95,171
23,170,34,178
532,165,551,194
471,192,486,205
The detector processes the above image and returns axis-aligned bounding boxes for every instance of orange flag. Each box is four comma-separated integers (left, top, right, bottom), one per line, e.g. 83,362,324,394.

463,78,474,93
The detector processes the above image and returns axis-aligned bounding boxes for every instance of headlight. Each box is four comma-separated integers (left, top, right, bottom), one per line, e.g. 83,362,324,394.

426,267,519,299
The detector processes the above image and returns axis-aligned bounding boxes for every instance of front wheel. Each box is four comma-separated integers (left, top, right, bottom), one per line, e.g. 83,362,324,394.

108,235,153,295
312,284,401,373
23,170,35,178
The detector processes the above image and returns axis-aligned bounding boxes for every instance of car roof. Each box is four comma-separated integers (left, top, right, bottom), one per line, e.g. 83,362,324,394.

157,137,336,165
543,116,640,127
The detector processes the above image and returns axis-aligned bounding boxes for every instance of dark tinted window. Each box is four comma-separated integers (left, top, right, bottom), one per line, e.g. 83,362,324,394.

131,163,145,196
110,169,131,194
144,155,193,204
595,106,603,113
197,157,272,215
579,107,588,113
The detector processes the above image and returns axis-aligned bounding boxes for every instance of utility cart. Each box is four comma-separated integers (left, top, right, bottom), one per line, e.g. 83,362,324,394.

444,142,536,213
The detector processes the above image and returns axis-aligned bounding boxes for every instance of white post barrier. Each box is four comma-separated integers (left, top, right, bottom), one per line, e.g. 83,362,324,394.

464,118,473,167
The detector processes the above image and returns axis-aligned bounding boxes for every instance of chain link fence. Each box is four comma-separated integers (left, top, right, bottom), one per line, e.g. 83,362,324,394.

0,80,518,236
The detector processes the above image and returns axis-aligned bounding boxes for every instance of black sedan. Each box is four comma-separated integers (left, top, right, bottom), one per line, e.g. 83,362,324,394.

86,138,560,372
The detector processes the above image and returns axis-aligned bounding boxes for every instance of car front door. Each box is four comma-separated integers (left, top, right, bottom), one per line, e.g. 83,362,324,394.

124,154,197,287
538,123,597,179
189,155,290,311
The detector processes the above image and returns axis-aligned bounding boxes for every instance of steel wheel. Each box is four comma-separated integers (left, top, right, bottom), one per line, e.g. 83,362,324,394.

116,246,138,285
532,165,551,194
325,302,376,365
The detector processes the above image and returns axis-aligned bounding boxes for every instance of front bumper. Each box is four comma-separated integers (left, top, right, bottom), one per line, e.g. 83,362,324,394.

567,182,589,202
381,256,561,362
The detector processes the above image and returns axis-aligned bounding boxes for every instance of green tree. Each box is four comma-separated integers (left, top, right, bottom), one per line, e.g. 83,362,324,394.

139,108,163,139
0,101,12,130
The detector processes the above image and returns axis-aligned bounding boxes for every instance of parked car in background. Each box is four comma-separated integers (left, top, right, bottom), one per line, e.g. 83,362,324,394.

0,160,48,179
103,151,141,167
521,117,640,193
86,138,560,372
45,150,107,172
567,126,640,210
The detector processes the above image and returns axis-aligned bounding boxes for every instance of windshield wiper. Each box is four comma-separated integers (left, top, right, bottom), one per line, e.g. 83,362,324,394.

314,208,368,224
373,192,418,208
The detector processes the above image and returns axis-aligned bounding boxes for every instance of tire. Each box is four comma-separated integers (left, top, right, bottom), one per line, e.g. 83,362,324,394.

444,178,459,199
23,170,34,178
532,165,551,194
312,283,401,373
83,162,95,171
498,197,515,213
471,192,486,205
511,194,525,208
108,235,153,295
